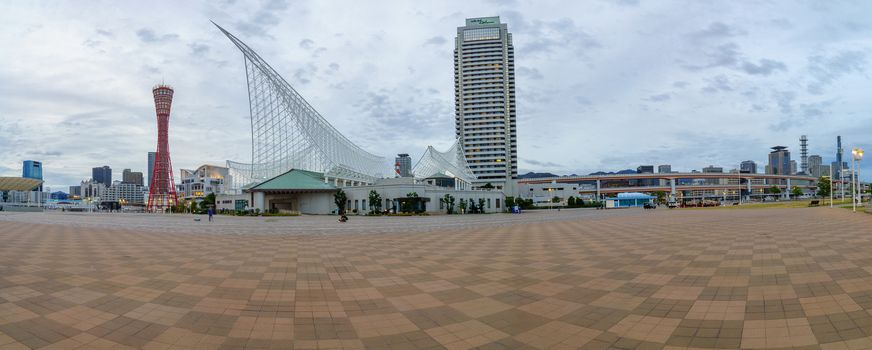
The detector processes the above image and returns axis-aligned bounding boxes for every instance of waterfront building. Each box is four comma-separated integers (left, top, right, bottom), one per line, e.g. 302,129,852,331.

122,169,144,186
702,165,724,173
22,160,43,191
790,160,797,175
808,155,822,178
92,166,112,187
454,16,518,189
636,165,654,173
80,179,106,200
105,181,145,205
148,152,156,185
177,165,231,201
767,146,790,175
740,160,757,174
68,185,81,198
657,165,672,173
395,154,412,177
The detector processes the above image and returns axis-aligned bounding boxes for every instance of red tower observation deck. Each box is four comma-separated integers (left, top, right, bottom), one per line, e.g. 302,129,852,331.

147,85,179,212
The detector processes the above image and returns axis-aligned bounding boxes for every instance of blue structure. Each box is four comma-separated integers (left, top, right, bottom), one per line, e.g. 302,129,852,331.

22,160,42,180
22,160,43,191
605,192,655,208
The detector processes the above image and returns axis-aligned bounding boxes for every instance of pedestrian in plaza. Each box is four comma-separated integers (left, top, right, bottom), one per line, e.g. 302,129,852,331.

207,207,214,222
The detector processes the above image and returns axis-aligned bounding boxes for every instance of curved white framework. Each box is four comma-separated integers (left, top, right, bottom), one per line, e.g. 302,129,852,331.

412,140,477,189
214,22,385,190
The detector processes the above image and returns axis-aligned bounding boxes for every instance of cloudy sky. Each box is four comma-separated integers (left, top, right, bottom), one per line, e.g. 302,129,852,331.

1,0,871,190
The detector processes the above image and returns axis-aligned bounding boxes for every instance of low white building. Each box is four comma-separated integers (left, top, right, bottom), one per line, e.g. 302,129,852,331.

220,169,503,215
177,165,231,201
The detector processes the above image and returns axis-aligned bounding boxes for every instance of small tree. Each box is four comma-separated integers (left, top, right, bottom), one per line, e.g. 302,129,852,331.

334,189,347,215
791,186,803,198
203,193,216,209
567,196,576,207
817,177,831,197
552,196,561,204
481,183,495,190
459,198,467,213
769,186,781,194
478,198,486,212
368,190,382,214
442,194,455,214
654,191,667,204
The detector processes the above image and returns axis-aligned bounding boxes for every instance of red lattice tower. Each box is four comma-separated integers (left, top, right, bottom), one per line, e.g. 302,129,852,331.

147,85,179,212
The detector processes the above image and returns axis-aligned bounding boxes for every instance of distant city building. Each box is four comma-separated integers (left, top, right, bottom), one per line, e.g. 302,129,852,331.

69,185,81,198
148,152,156,185
790,160,797,175
702,165,724,173
800,135,808,174
92,166,112,187
177,165,230,201
657,165,672,173
22,160,43,191
808,155,822,178
767,146,790,175
636,165,654,173
50,191,68,200
455,16,518,188
122,168,144,186
105,181,145,205
740,160,757,174
834,136,844,179
80,179,106,199
395,154,412,177
820,164,831,178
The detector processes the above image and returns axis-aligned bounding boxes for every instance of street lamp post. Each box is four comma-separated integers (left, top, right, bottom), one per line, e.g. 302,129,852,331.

829,166,833,208
852,148,864,212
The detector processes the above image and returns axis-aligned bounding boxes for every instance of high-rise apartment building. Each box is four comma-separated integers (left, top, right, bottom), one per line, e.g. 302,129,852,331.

767,146,790,175
702,165,724,173
22,160,43,191
657,165,672,173
148,152,157,186
395,154,412,177
122,168,144,186
92,165,112,187
833,136,845,180
790,160,797,175
808,155,822,178
455,16,517,189
740,160,757,174
636,165,654,173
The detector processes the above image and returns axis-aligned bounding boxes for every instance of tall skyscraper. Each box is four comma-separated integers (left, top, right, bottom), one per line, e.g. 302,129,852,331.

22,160,43,191
92,165,112,186
790,160,797,175
833,136,845,180
148,152,157,187
147,85,179,211
808,155,822,178
122,168,144,186
22,160,42,180
454,16,517,189
800,135,808,174
740,160,757,174
395,154,412,177
767,146,790,175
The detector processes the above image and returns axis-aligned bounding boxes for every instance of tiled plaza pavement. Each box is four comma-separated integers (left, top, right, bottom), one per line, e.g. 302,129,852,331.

1,208,872,349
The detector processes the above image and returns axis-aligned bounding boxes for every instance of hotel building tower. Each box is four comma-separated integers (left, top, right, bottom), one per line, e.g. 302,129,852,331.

454,16,518,189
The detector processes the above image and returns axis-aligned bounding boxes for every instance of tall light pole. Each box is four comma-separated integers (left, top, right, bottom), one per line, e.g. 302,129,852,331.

829,166,833,208
852,148,864,212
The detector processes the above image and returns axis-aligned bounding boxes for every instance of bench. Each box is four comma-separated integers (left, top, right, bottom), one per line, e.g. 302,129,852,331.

808,200,820,207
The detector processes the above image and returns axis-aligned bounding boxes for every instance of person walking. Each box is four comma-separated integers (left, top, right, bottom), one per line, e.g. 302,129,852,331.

207,207,214,222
